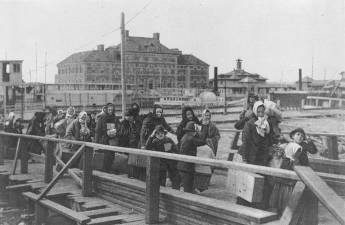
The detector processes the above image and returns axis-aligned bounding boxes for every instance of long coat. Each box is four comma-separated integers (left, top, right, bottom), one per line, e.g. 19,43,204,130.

95,113,121,145
65,119,91,150
199,121,220,155
177,132,206,172
146,136,178,170
117,119,141,148
238,117,271,166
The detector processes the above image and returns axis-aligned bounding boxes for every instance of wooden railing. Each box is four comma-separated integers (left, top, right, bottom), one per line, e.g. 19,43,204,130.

0,131,345,225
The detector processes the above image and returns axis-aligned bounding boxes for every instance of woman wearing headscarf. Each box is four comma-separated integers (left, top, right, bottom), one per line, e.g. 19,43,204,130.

4,112,18,151
176,106,200,147
194,109,220,192
129,104,173,181
236,101,272,208
26,111,46,155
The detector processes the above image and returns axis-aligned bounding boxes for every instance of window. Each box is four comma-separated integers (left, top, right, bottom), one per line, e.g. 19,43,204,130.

13,64,21,73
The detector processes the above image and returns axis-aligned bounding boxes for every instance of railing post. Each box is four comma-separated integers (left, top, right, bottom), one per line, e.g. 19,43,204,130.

11,137,22,175
322,136,339,160
82,146,93,196
20,138,28,174
44,141,55,183
145,156,160,224
0,135,4,165
299,189,318,225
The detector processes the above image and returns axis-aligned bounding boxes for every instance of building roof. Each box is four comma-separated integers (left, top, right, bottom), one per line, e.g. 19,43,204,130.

177,54,208,66
238,77,257,83
57,50,113,66
218,69,267,82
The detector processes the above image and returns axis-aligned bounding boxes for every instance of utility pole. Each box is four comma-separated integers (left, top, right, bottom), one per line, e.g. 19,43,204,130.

44,52,47,108
35,43,38,82
224,80,227,114
120,12,126,119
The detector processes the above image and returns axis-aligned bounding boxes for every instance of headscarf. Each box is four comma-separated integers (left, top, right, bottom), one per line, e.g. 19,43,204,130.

153,104,163,118
7,112,15,121
66,106,75,119
202,109,211,125
78,111,88,124
131,103,140,117
284,142,302,161
253,101,270,137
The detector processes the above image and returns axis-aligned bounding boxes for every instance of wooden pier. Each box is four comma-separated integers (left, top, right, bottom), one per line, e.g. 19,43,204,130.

0,131,345,225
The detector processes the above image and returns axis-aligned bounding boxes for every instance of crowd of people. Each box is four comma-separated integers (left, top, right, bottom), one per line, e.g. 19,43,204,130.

2,103,220,194
2,94,318,214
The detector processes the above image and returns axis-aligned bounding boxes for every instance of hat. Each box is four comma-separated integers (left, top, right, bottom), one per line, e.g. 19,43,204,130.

183,121,196,132
289,128,306,139
154,125,167,135
125,108,135,117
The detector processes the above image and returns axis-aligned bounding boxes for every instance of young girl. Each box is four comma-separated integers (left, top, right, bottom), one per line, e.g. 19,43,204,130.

269,128,317,215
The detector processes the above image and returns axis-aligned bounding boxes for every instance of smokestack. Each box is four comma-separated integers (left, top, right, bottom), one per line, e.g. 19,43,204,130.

299,68,302,91
97,44,104,51
236,59,242,70
213,67,218,94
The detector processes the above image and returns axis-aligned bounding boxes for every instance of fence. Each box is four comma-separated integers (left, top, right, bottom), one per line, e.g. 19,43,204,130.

0,131,345,225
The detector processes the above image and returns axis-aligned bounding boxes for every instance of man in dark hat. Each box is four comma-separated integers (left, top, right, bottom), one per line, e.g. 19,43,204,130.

177,121,206,193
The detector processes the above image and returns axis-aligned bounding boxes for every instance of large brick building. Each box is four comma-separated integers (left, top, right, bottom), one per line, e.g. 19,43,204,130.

55,31,209,90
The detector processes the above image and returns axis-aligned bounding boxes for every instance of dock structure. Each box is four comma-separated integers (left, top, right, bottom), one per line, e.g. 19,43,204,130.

0,131,345,225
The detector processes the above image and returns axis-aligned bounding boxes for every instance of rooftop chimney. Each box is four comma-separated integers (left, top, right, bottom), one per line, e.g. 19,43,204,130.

153,33,160,41
236,59,242,70
97,44,104,51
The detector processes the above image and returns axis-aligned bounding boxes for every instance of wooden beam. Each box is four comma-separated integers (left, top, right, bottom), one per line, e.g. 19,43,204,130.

20,138,28,174
323,136,339,160
294,166,345,224
11,137,21,175
55,156,82,186
37,144,85,200
44,141,55,183
82,146,93,196
145,156,160,224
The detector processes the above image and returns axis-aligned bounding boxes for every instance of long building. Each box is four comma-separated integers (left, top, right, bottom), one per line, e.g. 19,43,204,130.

55,31,209,90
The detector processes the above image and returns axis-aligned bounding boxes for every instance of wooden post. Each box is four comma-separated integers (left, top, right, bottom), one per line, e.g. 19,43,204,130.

44,141,55,183
323,136,339,160
82,146,93,196
35,202,48,225
300,99,305,110
20,138,28,174
298,189,318,225
0,135,4,165
145,156,160,224
230,131,241,150
11,137,21,175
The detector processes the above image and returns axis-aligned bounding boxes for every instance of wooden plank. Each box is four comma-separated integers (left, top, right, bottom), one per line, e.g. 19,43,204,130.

294,166,345,224
23,192,91,224
35,201,48,225
80,207,127,218
83,146,93,196
298,190,318,225
309,157,345,175
145,156,160,224
20,138,28,174
44,141,55,183
37,144,85,200
55,155,82,186
226,169,264,202
81,202,107,211
11,137,21,175
87,214,144,225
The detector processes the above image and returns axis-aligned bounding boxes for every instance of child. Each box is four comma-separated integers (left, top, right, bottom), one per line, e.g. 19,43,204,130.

145,125,180,189
269,128,317,215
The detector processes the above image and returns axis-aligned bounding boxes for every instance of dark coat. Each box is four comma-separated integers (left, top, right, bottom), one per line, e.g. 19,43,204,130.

95,113,121,145
140,113,173,148
177,132,206,172
199,121,220,155
234,110,255,130
65,119,91,150
146,136,178,170
176,107,200,144
26,112,46,155
118,119,141,148
238,117,271,166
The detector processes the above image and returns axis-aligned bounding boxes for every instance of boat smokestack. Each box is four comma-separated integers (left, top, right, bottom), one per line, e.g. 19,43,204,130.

299,68,302,90
213,67,218,94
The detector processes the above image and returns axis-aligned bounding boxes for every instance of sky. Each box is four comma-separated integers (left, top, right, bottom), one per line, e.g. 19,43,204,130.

1,0,344,84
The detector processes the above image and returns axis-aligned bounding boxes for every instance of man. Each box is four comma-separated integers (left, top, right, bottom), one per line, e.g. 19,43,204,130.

95,103,121,172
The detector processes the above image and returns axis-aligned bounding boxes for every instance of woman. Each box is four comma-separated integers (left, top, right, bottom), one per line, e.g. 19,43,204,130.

26,112,46,155
269,128,317,215
176,106,200,147
194,109,220,192
130,104,173,181
237,101,271,208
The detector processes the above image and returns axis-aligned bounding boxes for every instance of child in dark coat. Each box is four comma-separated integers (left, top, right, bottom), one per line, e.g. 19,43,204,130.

146,125,180,189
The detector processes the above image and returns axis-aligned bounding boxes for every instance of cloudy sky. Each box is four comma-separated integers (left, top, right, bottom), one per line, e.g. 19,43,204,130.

1,0,344,83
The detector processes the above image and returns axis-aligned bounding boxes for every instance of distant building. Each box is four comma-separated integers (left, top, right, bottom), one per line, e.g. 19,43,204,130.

210,59,295,99
0,60,23,85
323,72,345,97
55,31,209,90
295,76,329,91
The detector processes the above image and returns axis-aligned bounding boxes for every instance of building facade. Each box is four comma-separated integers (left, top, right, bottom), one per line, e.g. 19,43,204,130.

0,60,23,85
55,31,209,90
